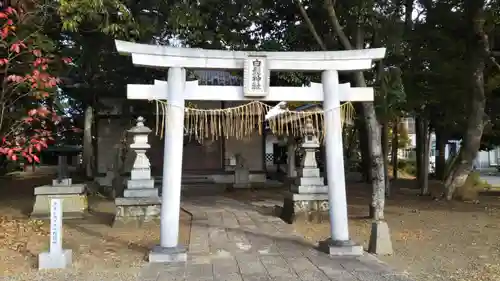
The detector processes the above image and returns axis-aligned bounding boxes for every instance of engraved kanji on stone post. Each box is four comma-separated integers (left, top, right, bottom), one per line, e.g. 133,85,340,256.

38,198,72,269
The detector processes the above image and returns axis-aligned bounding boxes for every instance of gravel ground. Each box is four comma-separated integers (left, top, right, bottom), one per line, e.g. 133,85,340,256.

0,170,191,281
1,269,141,281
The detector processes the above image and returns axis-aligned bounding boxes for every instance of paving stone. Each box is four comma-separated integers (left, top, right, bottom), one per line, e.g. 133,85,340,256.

241,274,273,281
208,212,224,226
234,212,257,226
208,225,229,249
138,266,161,280
319,270,360,281
215,273,244,281
226,228,253,252
356,254,395,273
303,251,346,271
157,269,189,281
189,254,213,265
340,257,390,273
213,256,240,276
260,255,296,278
295,269,333,281
270,276,302,281
190,225,211,253
284,256,318,272
182,196,416,281
274,239,311,258
185,263,214,280
235,254,268,275
351,271,415,281
222,211,240,227
244,232,279,255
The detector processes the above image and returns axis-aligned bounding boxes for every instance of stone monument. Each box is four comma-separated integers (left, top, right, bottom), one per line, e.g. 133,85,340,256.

38,198,72,269
281,119,329,223
233,153,251,189
286,138,298,181
31,155,87,219
113,117,161,227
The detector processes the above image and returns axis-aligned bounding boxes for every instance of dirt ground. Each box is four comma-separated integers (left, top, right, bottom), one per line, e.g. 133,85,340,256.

224,180,500,281
0,168,191,277
3,168,500,281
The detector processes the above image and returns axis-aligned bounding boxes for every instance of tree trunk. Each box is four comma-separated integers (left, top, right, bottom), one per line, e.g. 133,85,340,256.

381,122,390,198
354,73,385,220
444,0,487,200
83,105,94,179
420,121,430,195
356,107,372,183
391,120,399,180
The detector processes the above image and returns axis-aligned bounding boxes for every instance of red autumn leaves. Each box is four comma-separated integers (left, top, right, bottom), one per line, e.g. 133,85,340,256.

0,7,73,163
0,7,16,39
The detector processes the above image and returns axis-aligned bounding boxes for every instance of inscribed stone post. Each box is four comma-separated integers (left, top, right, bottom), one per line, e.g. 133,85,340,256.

234,154,251,189
38,198,72,269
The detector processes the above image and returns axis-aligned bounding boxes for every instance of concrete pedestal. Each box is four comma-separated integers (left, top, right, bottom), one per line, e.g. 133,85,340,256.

38,249,72,269
233,168,250,189
368,220,393,255
280,192,329,224
318,239,363,257
31,184,87,219
113,197,161,227
149,245,187,263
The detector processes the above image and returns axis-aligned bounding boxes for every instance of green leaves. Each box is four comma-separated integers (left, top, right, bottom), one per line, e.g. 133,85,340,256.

58,0,140,38
375,66,406,121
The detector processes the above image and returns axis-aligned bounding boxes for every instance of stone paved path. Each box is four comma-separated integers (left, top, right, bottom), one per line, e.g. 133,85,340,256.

138,195,414,281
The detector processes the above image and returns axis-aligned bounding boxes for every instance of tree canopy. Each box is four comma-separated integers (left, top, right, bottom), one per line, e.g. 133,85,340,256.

1,0,499,200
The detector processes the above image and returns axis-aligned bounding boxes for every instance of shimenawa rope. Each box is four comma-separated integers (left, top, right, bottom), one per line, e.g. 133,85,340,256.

153,100,354,143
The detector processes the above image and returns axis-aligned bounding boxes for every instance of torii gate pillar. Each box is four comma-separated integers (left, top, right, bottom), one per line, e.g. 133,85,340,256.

318,70,362,255
149,67,187,262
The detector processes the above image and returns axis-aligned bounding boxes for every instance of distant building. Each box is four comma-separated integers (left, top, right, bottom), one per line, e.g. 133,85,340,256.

399,117,495,171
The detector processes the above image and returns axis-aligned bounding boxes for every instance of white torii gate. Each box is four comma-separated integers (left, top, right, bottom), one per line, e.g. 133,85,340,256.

115,40,386,262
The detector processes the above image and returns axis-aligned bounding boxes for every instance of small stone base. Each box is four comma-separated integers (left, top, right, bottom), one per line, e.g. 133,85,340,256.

38,249,72,269
233,183,251,189
368,220,393,255
280,192,329,224
319,239,364,257
290,185,328,194
149,245,187,263
123,188,158,198
31,185,88,219
113,197,161,227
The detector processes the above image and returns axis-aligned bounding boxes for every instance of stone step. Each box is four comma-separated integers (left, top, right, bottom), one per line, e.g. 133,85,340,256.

124,188,159,198
154,176,215,184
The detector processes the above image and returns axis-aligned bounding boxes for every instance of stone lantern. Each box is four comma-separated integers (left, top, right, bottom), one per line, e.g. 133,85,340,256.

280,118,329,224
113,116,160,228
123,116,157,196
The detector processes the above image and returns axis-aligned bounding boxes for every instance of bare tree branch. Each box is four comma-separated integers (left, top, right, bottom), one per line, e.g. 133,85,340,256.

323,0,353,50
295,0,327,51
